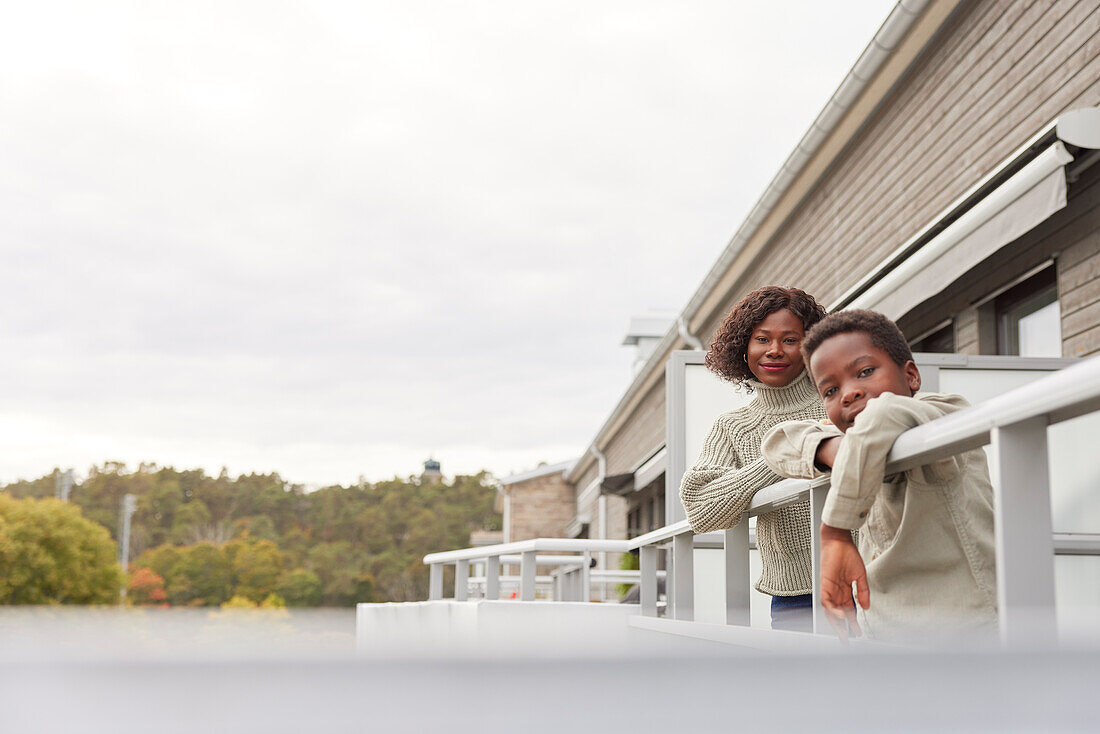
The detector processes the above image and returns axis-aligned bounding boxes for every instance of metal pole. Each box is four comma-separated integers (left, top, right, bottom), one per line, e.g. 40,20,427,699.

991,419,1057,646
454,559,469,601
118,494,137,570
429,564,443,600
520,551,536,601
809,481,830,634
582,551,592,602
485,556,500,601
724,521,750,626
640,546,657,617
671,531,694,621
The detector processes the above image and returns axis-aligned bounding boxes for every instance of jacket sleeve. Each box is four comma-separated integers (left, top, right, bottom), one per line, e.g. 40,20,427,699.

679,417,783,533
761,420,843,479
823,392,961,529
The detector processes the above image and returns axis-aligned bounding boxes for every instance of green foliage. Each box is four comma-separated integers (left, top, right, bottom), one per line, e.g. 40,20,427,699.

260,593,286,609
170,499,212,545
0,495,123,604
276,569,322,606
166,542,233,606
3,466,500,606
227,538,284,603
221,594,257,609
617,550,640,598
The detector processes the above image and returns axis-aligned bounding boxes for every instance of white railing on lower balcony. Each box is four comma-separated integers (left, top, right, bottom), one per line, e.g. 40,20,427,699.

425,354,1100,646
424,538,629,601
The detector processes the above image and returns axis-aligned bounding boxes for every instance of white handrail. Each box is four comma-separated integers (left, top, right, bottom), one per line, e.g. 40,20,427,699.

423,537,628,565
421,355,1100,645
631,354,1100,642
885,354,1100,472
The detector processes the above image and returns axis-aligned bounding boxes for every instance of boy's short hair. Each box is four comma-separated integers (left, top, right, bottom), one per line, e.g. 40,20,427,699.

802,309,913,369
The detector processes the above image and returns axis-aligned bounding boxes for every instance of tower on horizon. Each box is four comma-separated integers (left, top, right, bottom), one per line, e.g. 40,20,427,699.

421,458,442,484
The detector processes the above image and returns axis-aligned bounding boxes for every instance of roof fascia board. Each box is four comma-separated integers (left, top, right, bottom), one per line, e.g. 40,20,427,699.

501,459,577,486
566,0,955,484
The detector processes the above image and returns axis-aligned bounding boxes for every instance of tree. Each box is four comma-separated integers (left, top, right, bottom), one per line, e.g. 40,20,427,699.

260,593,286,609
0,495,123,604
1,464,503,605
166,542,232,606
128,566,167,605
227,538,284,603
133,544,181,581
221,594,257,609
170,499,212,545
276,568,322,607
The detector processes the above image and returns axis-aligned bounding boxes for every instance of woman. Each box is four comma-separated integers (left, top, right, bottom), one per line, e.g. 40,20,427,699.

680,285,827,631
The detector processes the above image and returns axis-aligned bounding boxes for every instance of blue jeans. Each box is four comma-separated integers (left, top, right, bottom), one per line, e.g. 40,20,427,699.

771,593,813,632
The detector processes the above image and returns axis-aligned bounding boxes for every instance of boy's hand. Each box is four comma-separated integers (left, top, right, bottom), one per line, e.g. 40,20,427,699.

820,524,870,643
815,437,842,470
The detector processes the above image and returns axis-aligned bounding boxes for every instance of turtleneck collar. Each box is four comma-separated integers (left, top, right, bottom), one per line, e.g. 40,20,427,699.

747,370,821,414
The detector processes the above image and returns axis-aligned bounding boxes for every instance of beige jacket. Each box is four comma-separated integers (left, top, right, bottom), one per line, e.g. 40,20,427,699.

761,392,998,641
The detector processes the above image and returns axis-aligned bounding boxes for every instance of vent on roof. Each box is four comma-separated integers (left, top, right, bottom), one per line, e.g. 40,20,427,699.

622,314,675,376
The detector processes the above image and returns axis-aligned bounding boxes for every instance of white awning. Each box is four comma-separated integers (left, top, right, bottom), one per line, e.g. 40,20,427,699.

849,141,1073,319
632,446,667,491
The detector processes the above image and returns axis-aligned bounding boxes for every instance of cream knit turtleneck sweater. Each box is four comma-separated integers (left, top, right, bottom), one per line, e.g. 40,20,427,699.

679,370,825,596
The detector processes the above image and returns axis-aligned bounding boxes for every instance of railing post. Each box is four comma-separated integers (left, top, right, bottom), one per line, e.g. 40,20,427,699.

639,545,657,617
671,531,694,621
724,520,750,626
429,563,443,600
485,555,500,601
991,418,1057,646
809,480,830,634
454,559,469,601
520,550,536,601
582,551,592,602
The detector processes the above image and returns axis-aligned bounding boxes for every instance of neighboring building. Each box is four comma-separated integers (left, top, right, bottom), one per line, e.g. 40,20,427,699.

468,529,504,547
495,460,580,594
496,460,576,544
509,0,1100,585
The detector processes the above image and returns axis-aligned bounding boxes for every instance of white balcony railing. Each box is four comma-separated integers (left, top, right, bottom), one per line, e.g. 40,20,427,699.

424,538,629,601
425,355,1100,646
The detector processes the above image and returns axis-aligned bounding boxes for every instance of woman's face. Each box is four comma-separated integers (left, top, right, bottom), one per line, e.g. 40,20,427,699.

745,308,806,387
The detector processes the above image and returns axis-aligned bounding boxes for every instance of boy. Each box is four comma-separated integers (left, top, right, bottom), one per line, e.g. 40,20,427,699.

761,310,997,642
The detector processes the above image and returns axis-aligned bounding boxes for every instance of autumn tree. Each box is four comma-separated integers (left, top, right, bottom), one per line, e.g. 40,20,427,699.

128,566,167,605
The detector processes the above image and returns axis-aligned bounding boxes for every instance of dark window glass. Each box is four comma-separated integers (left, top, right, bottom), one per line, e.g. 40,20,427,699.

911,321,954,354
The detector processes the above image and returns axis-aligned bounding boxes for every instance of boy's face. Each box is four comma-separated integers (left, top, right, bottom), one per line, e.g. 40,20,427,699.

808,331,921,432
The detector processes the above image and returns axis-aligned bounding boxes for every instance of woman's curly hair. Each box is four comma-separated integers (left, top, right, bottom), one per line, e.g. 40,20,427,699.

704,285,827,384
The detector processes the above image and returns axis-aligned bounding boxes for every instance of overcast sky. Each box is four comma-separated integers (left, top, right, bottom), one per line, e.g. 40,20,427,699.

1,1,893,487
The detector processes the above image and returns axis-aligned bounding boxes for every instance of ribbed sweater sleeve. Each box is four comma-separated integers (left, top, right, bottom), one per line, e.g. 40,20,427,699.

680,416,782,533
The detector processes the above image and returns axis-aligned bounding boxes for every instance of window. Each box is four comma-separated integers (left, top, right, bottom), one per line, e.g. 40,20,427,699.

995,267,1061,357
910,320,955,353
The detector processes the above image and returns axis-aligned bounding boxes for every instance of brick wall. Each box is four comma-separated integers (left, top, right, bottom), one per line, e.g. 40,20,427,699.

506,471,575,543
